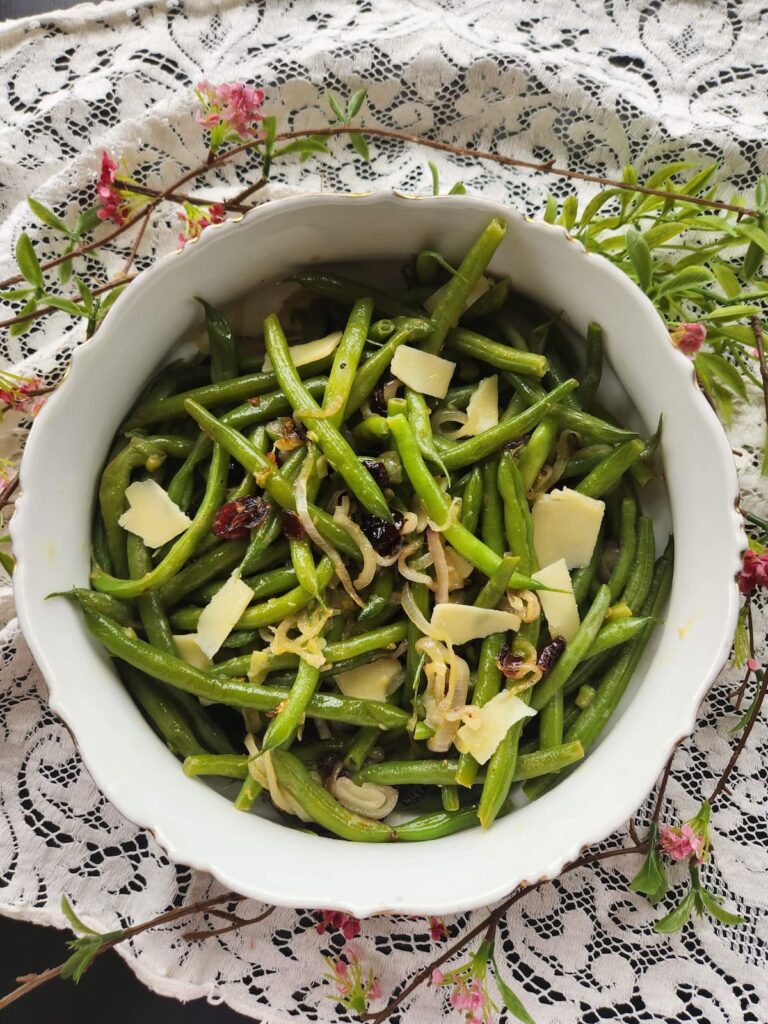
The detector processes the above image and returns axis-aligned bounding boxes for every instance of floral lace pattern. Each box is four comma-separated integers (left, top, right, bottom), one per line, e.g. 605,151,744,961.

1,1,767,1021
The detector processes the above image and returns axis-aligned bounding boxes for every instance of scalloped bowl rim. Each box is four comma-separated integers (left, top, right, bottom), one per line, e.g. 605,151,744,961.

11,190,745,916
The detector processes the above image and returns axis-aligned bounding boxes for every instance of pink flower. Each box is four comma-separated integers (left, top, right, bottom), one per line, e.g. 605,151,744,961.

669,322,706,356
660,823,705,862
316,910,361,942
95,152,149,226
739,549,768,596
177,202,226,248
432,969,444,985
195,81,265,152
429,915,448,942
323,944,380,1015
747,657,760,672
0,373,45,417
433,957,497,1024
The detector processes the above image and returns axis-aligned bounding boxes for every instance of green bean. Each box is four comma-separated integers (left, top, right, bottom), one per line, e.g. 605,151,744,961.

566,541,673,751
82,605,410,729
54,587,138,628
182,402,361,560
440,785,460,811
271,749,392,841
355,743,585,786
403,581,429,710
543,347,580,411
368,318,396,343
158,539,247,607
559,445,612,481
324,298,374,427
460,466,483,534
555,408,639,445
165,540,290,608
92,443,229,599
586,616,651,659
571,525,604,607
537,689,563,752
92,513,113,575
294,737,356,764
480,456,505,556
121,665,206,759
358,568,394,622
264,314,391,520
461,278,511,321
405,388,449,476
575,684,596,709
262,659,322,753
350,416,390,446
124,359,335,430
344,726,381,771
394,807,479,841
607,496,637,599
562,650,613,698
292,270,421,319
215,622,408,678
345,317,432,416
183,754,249,778
424,219,507,355
576,439,646,499
199,299,238,382
517,417,558,493
622,516,655,612
497,451,536,575
98,435,193,578
201,564,299,606
475,555,520,610
445,327,548,377
171,558,335,631
580,322,603,408
530,584,613,711
234,774,263,812
437,379,579,471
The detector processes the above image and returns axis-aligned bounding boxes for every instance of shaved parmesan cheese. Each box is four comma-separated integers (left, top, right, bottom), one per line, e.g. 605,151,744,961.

173,634,213,671
459,375,498,436
430,604,521,645
532,487,605,569
455,690,536,765
262,330,342,372
334,657,403,703
532,559,580,643
423,275,491,315
118,479,191,549
195,575,254,659
390,345,455,399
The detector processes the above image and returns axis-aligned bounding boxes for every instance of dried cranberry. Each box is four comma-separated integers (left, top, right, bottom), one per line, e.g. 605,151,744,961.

391,507,405,531
537,636,567,676
359,513,402,557
247,396,261,407
282,509,306,541
212,496,269,539
496,642,524,678
370,382,388,416
361,459,389,488
504,432,531,453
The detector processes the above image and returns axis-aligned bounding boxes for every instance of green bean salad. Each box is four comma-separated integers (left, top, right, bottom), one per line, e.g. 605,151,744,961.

69,217,672,842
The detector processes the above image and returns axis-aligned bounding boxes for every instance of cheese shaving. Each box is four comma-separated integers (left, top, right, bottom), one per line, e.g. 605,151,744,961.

261,330,342,372
118,478,191,548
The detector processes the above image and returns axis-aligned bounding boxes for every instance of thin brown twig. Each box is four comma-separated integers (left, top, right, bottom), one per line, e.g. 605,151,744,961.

183,906,275,942
0,473,20,515
750,315,768,431
0,891,241,1012
113,178,251,213
123,211,151,276
229,175,269,206
708,656,768,806
651,750,677,825
0,275,137,331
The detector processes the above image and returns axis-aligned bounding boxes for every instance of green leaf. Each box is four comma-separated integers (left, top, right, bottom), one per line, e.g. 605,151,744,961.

695,352,747,399
738,220,768,252
9,297,38,336
655,889,695,933
262,115,277,152
681,163,718,197
653,266,712,298
0,287,34,301
543,194,557,224
427,162,440,196
61,895,100,936
491,955,537,1024
75,276,94,313
711,264,742,299
275,138,329,159
326,90,347,124
629,823,669,905
642,222,688,248
59,258,73,285
74,207,102,238
730,674,763,733
448,181,467,196
96,285,126,318
742,240,764,280
702,304,760,322
349,132,370,162
697,887,744,926
557,195,578,230
15,233,43,288
28,197,72,236
60,938,103,983
577,189,617,229
756,177,768,212
711,380,734,426
43,295,84,317
643,161,697,188
625,227,653,290
346,87,367,120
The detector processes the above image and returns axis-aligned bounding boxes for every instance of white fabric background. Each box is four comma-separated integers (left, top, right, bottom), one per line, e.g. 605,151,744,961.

0,1,767,1021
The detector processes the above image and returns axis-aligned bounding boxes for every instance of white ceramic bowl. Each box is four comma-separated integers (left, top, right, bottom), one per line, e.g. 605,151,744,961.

11,192,744,916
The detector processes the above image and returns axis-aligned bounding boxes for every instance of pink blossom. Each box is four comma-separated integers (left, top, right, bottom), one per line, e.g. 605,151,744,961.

195,81,265,151
95,152,149,226
177,202,226,248
433,962,497,1023
660,823,705,862
316,910,361,942
739,549,768,596
432,969,444,985
429,915,448,941
0,374,45,417
322,943,380,1015
669,321,706,356
747,657,760,672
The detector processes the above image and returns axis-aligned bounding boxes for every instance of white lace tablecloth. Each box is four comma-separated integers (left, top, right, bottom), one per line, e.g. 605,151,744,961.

1,1,767,1021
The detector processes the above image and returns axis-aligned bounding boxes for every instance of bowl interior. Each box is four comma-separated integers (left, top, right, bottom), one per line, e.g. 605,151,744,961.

12,193,742,915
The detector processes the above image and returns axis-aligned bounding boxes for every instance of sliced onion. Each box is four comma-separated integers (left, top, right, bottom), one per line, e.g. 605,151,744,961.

398,540,433,586
444,547,474,591
329,775,398,819
402,583,447,640
431,406,468,440
504,589,541,624
296,448,363,607
416,637,471,753
400,511,421,536
427,528,450,605
332,500,378,590
244,734,312,822
427,495,461,534
294,394,343,421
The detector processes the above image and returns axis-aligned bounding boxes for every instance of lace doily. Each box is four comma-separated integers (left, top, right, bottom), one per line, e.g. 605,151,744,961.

1,2,766,1021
